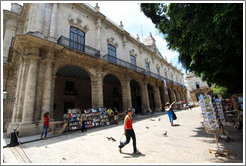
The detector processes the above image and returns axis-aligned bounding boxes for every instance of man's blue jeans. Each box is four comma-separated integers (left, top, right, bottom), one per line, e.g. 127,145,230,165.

41,124,48,138
167,110,173,123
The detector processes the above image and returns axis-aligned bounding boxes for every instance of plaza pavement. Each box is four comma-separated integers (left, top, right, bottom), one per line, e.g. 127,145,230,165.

2,107,244,164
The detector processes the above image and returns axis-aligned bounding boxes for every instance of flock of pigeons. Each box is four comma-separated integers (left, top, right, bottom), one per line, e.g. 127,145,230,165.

106,117,168,142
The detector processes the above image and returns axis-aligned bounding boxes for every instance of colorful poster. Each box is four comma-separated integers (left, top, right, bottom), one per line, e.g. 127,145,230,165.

200,95,219,130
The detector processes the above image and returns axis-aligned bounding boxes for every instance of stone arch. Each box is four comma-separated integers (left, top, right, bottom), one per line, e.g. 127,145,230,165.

53,62,92,79
53,65,92,121
103,74,123,111
147,83,155,112
130,79,142,114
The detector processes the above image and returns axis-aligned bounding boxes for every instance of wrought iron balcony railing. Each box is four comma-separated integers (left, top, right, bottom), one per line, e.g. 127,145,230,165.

103,54,186,88
57,36,100,58
103,54,146,74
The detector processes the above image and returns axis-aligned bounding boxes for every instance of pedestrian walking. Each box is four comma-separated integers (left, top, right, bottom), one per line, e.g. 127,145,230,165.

118,109,141,154
41,112,49,139
165,101,176,126
81,112,87,132
113,107,119,124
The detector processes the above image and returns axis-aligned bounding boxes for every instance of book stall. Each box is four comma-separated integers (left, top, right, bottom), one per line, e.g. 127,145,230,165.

62,107,124,132
200,95,229,158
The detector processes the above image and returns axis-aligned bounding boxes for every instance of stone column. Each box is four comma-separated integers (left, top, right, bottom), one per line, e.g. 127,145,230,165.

3,19,17,62
36,3,45,33
50,75,56,120
153,85,162,112
22,48,40,123
41,52,54,115
96,18,101,51
11,60,24,122
49,3,58,41
91,72,103,108
140,81,150,111
121,80,132,111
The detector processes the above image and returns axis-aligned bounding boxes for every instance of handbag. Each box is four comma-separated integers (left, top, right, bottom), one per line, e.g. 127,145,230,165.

119,134,126,146
172,110,177,120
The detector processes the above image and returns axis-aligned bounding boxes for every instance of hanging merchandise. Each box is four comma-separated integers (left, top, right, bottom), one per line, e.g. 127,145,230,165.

200,95,219,131
200,95,229,158
67,108,81,131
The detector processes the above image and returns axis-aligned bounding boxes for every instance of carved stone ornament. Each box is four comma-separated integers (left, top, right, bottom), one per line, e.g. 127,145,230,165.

123,36,127,47
107,37,118,47
145,58,150,64
156,63,160,69
130,49,137,57
136,34,140,41
68,15,89,33
96,18,101,29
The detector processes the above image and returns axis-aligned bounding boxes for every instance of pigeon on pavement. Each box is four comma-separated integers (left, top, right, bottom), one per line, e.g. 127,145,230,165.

146,126,149,129
163,131,167,136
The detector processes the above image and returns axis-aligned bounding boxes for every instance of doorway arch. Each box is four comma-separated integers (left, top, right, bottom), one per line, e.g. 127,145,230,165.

103,74,123,112
147,84,155,112
130,80,142,114
54,65,91,120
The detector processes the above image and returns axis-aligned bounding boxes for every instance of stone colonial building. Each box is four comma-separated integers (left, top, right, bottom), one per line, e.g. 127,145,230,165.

185,72,212,103
3,3,187,136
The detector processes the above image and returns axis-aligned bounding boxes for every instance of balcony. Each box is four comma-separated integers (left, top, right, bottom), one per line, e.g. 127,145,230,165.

57,36,100,58
103,54,186,88
103,54,146,74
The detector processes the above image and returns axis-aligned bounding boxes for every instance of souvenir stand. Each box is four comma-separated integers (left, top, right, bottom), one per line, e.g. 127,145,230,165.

83,108,110,128
67,108,81,131
200,95,229,158
231,94,243,130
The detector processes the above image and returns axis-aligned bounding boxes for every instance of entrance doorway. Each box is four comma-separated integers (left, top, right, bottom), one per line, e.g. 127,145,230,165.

147,84,155,112
103,74,123,112
130,80,142,114
54,65,91,120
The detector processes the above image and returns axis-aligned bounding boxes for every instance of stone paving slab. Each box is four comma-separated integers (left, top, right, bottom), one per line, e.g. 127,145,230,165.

2,107,244,164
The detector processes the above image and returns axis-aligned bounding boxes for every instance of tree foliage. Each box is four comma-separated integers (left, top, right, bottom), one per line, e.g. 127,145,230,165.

140,3,243,94
210,85,231,99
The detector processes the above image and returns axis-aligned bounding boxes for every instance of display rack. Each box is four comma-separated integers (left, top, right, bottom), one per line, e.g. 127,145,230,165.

83,108,110,128
67,108,81,131
200,95,229,158
231,94,243,129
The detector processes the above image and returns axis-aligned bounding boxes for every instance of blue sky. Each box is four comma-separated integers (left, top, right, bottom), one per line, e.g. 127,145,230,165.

2,1,185,74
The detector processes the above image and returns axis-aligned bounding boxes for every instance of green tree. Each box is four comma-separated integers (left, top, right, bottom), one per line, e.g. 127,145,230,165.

210,85,231,98
140,3,243,94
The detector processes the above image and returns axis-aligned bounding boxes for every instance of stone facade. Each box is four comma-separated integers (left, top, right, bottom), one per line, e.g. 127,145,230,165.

3,3,187,137
185,72,212,104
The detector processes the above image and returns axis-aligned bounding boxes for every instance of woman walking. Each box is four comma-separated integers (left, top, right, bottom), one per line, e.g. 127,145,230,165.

41,112,49,139
118,109,141,154
165,101,176,126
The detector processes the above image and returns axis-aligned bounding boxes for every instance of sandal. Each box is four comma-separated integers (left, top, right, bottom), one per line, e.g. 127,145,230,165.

134,150,141,154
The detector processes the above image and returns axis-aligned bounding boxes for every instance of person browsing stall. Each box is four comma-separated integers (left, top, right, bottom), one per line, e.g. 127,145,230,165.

107,107,114,123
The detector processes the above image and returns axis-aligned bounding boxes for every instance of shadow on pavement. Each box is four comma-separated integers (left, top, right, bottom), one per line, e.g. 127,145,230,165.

172,124,180,127
121,152,146,158
191,124,243,163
